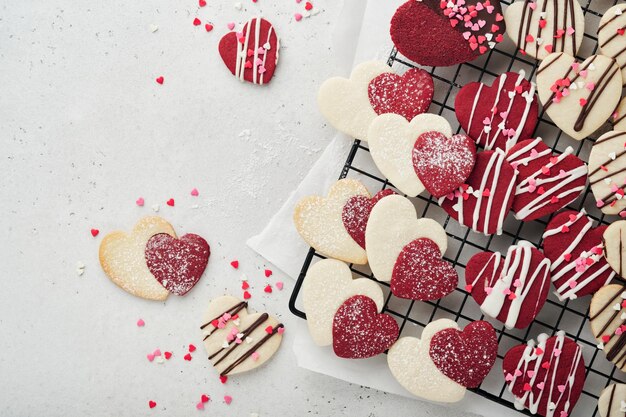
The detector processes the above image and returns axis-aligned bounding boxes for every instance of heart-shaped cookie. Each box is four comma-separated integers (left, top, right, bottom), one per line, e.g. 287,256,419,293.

145,233,210,296
429,320,497,388
368,68,433,121
388,319,466,402
603,220,626,279
598,383,626,417
502,331,586,417
365,195,447,282
542,210,614,300
589,130,626,215
200,295,283,376
465,240,551,329
412,131,476,197
99,216,175,301
218,17,279,85
342,189,395,249
391,238,458,301
613,98,626,131
332,295,399,359
590,284,626,371
504,0,584,60
598,4,626,85
455,71,539,151
439,149,517,236
302,259,384,346
294,179,369,264
536,52,622,140
390,0,505,67
368,113,452,197
506,138,587,221
317,61,392,141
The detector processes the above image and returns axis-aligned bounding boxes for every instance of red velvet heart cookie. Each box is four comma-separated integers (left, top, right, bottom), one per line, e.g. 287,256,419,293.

455,71,539,151
439,149,517,235
542,210,615,301
368,68,434,121
218,17,279,85
390,0,506,67
506,138,587,221
332,295,399,359
391,238,458,300
465,241,551,329
413,131,476,197
342,189,395,249
429,320,497,388
145,233,210,296
502,332,586,417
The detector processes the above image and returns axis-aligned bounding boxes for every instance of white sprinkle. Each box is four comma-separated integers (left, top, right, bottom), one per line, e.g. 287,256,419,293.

614,303,622,311
609,152,617,160
149,24,159,33
234,2,242,10
597,341,605,349
152,204,160,212
222,341,230,348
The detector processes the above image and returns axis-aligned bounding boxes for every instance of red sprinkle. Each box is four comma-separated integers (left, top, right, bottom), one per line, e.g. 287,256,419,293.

201,394,210,403
193,18,201,26
149,401,157,409
219,375,228,384
199,0,207,6
243,290,251,300
205,23,213,32
166,198,175,206
184,353,192,361
164,352,172,360
156,76,164,84
264,284,272,293
264,269,272,277
91,228,99,237
241,281,250,290
523,383,532,391
265,325,273,334
305,1,313,10
602,335,611,343
189,344,196,353
230,260,239,269
579,98,588,106
541,361,550,369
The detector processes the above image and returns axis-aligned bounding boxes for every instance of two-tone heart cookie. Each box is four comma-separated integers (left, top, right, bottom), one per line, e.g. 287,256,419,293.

455,71,539,151
598,4,626,85
542,210,615,300
218,17,279,85
302,259,384,346
200,295,283,376
502,331,586,417
506,138,587,221
589,284,626,371
342,189,395,249
536,52,622,140
368,113,452,197
504,0,584,60
465,240,551,329
390,0,506,67
589,130,626,215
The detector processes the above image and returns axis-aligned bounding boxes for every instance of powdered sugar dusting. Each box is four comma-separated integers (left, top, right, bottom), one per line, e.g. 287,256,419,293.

368,68,434,121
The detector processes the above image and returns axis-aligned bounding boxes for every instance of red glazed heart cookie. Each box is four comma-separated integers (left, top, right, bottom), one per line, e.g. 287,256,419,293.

465,241,551,329
439,149,517,235
429,320,498,388
145,233,210,296
506,138,587,221
390,0,506,67
541,210,615,301
368,68,434,121
502,331,586,417
218,17,279,85
332,295,399,359
455,71,539,151
391,238,458,301
412,131,476,198
342,189,395,249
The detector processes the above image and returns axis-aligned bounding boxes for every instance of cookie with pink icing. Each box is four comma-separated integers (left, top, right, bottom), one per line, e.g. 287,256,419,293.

439,149,517,236
542,210,615,301
465,240,551,329
502,331,586,417
589,130,626,215
455,71,539,151
218,17,279,85
506,138,587,221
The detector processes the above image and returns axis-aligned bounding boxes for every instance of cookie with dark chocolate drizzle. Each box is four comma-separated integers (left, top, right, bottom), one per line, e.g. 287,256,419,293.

589,284,626,372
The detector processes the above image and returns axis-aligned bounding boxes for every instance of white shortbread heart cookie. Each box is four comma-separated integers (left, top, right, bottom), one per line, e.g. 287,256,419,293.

504,0,584,60
317,61,392,142
293,179,369,264
302,259,384,346
603,220,626,278
99,216,174,301
536,52,622,140
614,97,626,131
368,113,452,197
200,295,283,376
387,319,466,402
365,195,447,282
588,130,626,215
589,284,626,371
598,383,626,417
598,4,626,85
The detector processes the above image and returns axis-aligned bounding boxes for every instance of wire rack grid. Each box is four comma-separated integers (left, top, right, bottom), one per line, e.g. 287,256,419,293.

288,0,625,415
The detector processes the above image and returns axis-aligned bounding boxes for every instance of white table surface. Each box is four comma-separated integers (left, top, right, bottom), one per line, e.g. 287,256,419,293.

0,1,477,416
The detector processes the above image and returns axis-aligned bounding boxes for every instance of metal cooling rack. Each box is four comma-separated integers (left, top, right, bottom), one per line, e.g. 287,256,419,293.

288,0,625,415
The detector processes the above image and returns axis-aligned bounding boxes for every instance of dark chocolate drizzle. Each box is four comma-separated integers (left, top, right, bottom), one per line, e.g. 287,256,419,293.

517,0,579,56
590,285,626,369
200,301,248,340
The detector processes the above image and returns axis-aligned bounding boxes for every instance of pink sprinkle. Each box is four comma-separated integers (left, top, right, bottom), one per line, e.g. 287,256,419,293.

484,286,493,295
294,13,303,21
566,26,575,35
568,279,577,289
153,349,162,357
571,62,579,71
224,395,232,405
597,199,605,207
553,348,561,357
528,1,536,9
147,353,155,362
196,402,204,410
527,370,535,378
276,281,284,290
482,117,491,125
514,369,523,377
277,327,285,334
227,22,235,30
586,82,595,91
136,197,145,206
251,351,260,361
579,69,588,78
191,188,199,196
536,381,545,390
137,318,145,327
560,412,568,417
505,372,514,381
557,384,566,393
513,279,522,288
